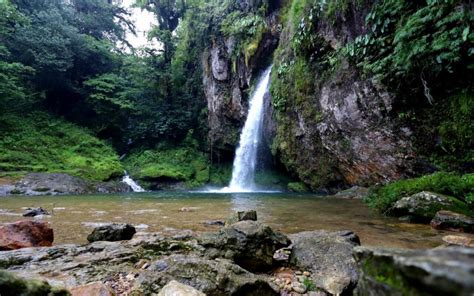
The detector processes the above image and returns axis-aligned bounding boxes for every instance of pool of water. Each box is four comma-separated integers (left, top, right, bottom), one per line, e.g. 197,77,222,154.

0,192,464,248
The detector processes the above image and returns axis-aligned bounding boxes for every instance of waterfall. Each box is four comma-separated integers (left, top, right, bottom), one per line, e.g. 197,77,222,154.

225,66,272,192
122,171,146,192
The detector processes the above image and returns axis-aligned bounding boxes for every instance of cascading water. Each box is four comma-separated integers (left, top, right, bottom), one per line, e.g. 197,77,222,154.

223,66,272,192
122,171,146,192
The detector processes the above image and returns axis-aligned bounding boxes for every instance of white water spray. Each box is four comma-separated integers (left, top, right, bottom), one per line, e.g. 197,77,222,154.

122,171,145,192
223,66,272,192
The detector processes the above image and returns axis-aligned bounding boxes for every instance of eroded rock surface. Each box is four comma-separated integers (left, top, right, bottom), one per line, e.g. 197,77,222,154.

289,230,360,295
158,280,206,296
0,220,54,250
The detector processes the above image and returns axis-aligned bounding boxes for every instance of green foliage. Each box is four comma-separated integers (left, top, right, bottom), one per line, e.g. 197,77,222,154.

302,277,316,291
209,163,232,186
365,172,474,213
287,181,310,192
221,11,267,64
346,0,473,92
0,112,123,181
124,136,210,188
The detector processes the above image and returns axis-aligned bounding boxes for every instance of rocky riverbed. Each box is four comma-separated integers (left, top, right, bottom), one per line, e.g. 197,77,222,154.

1,211,473,296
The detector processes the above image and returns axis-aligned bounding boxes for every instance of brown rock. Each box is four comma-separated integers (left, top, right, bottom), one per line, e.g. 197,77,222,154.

0,220,54,250
70,282,115,296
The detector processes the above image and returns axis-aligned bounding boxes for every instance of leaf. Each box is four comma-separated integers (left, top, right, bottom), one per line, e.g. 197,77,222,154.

462,26,470,41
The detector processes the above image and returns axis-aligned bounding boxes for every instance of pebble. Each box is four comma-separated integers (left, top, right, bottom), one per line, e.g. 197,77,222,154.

291,282,307,294
295,270,303,275
296,275,306,283
285,279,291,285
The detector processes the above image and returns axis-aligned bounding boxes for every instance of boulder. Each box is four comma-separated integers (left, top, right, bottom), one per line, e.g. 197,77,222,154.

0,270,69,296
289,230,360,295
70,282,114,296
390,191,470,222
225,210,257,226
158,280,206,296
354,246,474,296
199,220,290,272
430,211,474,233
0,221,54,250
87,223,136,242
23,207,50,217
140,254,278,296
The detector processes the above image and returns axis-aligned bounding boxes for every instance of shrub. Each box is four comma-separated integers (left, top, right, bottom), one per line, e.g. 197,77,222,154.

365,172,474,213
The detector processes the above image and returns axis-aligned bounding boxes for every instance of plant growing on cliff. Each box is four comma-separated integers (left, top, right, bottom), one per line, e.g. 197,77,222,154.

345,0,473,96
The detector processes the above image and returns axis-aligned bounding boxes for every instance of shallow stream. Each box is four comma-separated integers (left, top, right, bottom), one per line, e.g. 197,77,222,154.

0,192,464,248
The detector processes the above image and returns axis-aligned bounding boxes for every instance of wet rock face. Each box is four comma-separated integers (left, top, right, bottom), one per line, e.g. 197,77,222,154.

199,220,290,272
225,210,258,225
354,246,474,296
289,230,360,295
390,191,470,222
87,223,136,242
70,282,114,296
202,8,280,157
0,221,54,250
431,211,474,233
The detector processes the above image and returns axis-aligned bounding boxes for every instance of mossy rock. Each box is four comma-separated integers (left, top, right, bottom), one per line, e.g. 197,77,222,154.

287,182,310,193
0,270,70,296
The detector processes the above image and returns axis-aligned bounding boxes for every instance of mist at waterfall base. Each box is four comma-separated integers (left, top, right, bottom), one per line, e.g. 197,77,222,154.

208,66,279,193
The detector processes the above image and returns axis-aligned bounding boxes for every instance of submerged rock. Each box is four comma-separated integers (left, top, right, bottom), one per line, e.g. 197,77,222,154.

199,220,290,272
354,246,474,296
87,223,136,242
335,186,369,199
158,280,206,296
431,210,474,233
23,207,50,217
390,191,470,222
0,220,54,250
289,230,360,295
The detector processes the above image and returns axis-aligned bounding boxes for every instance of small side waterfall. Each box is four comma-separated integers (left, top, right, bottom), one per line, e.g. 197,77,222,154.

122,171,145,192
224,66,272,192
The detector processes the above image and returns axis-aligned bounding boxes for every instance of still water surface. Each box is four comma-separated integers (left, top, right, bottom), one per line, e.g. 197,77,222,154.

0,192,462,248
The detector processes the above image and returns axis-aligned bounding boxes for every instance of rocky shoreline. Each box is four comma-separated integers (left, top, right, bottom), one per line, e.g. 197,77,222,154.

0,173,131,196
1,211,473,296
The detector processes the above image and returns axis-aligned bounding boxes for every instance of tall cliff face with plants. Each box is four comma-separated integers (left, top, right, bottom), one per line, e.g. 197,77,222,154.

202,0,473,190
202,0,281,161
268,0,473,190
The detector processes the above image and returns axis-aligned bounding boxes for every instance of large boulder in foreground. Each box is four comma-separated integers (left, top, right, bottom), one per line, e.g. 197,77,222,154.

0,221,54,250
390,191,471,222
158,280,206,296
430,211,474,233
0,270,69,296
139,254,278,296
199,220,290,272
87,223,136,242
354,246,474,296
289,230,360,295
